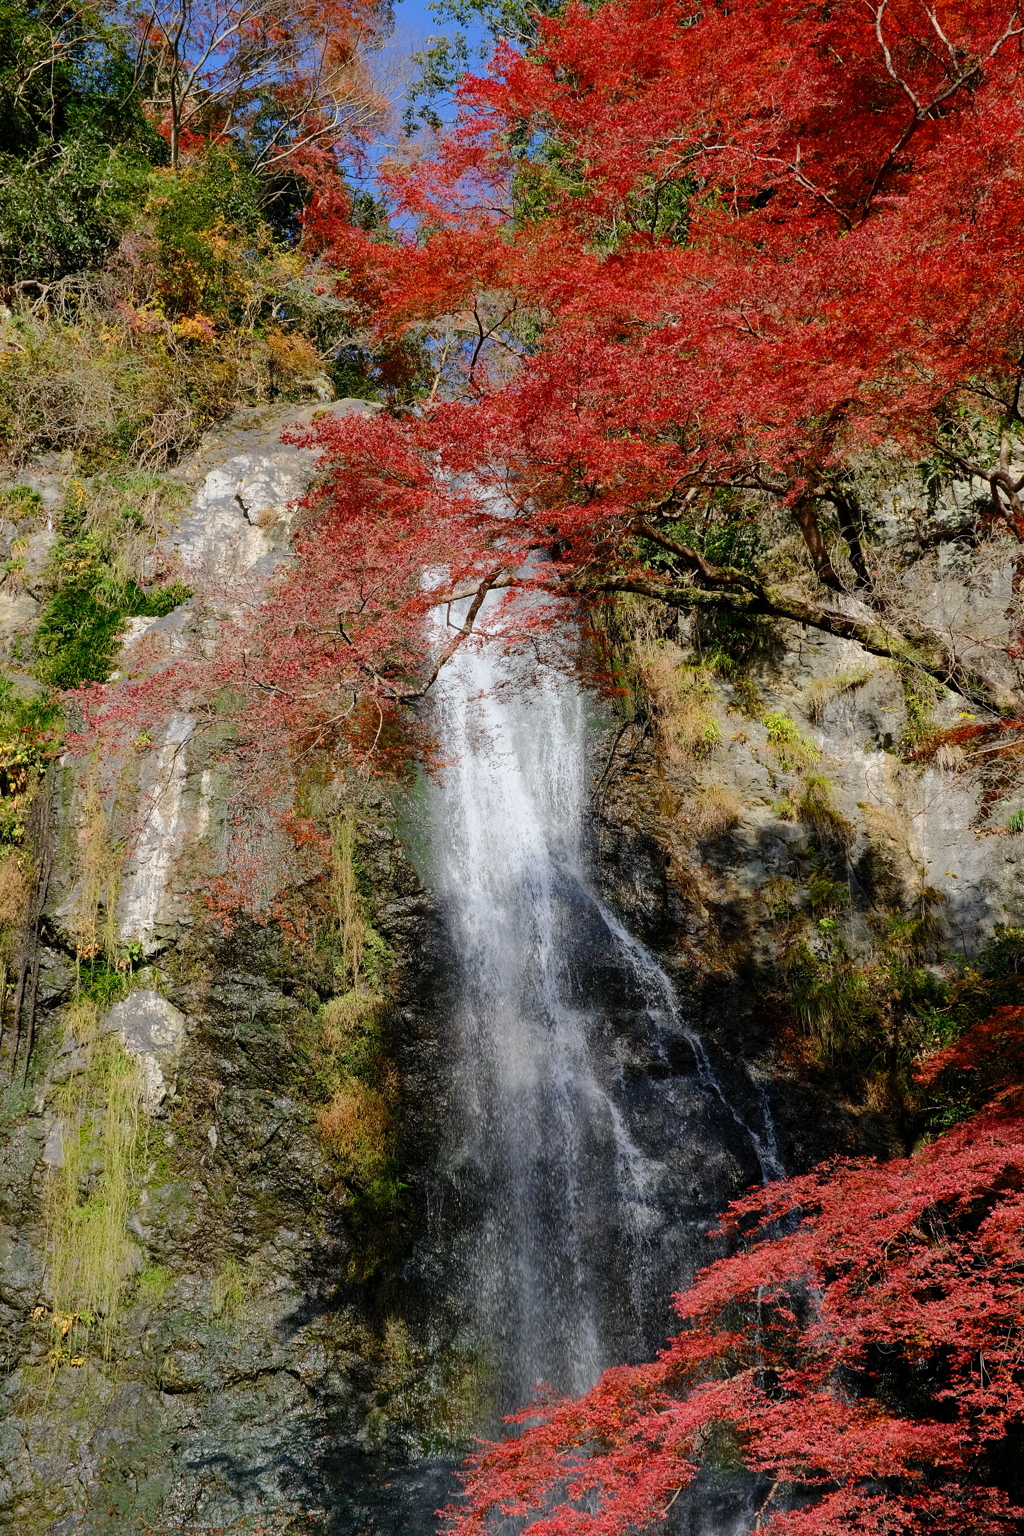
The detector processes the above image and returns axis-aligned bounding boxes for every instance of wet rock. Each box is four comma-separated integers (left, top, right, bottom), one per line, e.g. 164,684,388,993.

36,948,75,1008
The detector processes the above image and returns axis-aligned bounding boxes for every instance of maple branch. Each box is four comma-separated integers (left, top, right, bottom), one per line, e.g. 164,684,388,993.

432,572,518,604
789,142,851,227
469,302,487,386
930,437,1024,537
754,1480,780,1531
409,574,497,697
589,573,1018,715
633,520,763,595
863,2,1024,220
873,0,922,110
1010,357,1024,425
419,541,1016,713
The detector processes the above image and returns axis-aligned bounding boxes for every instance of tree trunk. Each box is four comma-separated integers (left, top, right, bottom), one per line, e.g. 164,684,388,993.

792,498,843,590
831,491,873,589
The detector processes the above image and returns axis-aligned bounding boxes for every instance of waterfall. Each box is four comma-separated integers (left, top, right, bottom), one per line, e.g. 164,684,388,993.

427,598,780,1416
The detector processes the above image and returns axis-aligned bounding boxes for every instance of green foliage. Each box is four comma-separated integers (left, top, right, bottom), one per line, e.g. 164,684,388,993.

806,873,850,911
771,899,1024,1119
0,301,260,466
0,0,381,458
314,991,402,1218
641,505,775,675
0,668,61,854
0,213,376,467
763,711,820,771
294,811,405,1254
898,663,943,748
916,927,1024,1130
767,861,950,1102
76,957,133,1007
782,919,946,1090
153,151,272,324
0,136,153,285
36,532,189,688
324,810,392,990
34,473,191,687
938,925,1024,1031
0,0,162,282
0,676,61,838
0,843,26,1018
136,1261,172,1305
312,973,406,1268
509,136,592,227
782,935,876,1060
0,482,42,517
317,989,387,1087
0,1075,32,1128
0,0,155,159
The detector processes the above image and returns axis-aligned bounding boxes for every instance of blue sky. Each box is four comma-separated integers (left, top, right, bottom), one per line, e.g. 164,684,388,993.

392,0,442,44
356,0,494,203
380,0,494,123
390,0,492,57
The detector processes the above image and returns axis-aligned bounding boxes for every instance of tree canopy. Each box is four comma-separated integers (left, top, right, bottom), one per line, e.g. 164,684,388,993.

262,0,1024,731
0,0,388,286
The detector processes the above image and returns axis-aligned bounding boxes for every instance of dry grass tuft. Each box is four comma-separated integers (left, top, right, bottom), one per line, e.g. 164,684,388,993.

0,848,27,929
320,989,384,1054
317,1081,390,1187
935,743,968,772
797,774,856,846
330,811,367,988
66,777,122,963
687,782,742,839
803,665,877,723
634,638,721,766
45,1034,146,1359
763,711,821,772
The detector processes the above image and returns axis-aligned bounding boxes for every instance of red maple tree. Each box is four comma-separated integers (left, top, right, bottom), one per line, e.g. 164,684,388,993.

446,1089,1024,1536
283,0,1024,715
84,0,1024,770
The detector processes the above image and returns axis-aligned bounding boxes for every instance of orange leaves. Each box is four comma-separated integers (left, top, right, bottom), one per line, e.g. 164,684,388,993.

134,0,387,173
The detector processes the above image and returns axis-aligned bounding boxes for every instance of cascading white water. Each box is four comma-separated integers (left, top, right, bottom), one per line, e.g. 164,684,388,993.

428,597,780,1414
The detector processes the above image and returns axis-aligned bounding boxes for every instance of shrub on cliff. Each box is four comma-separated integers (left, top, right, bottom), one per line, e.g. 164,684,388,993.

0,0,391,467
0,159,371,466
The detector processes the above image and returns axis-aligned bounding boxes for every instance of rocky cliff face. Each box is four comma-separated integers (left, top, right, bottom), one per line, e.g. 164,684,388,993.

0,402,466,1535
597,471,1024,1158
0,423,1021,1535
